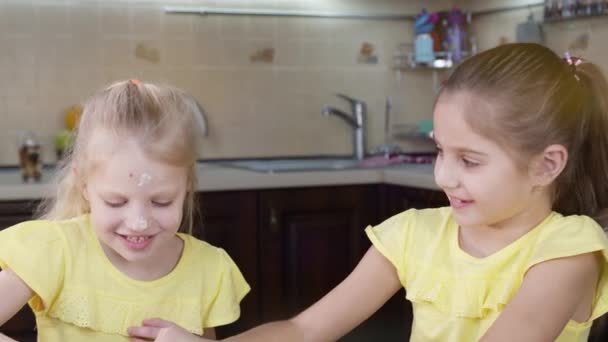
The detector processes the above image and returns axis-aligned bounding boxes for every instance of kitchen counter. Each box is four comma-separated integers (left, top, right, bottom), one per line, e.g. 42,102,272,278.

0,162,439,201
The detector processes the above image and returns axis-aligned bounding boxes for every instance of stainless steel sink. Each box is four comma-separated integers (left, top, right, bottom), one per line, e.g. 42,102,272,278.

219,158,362,173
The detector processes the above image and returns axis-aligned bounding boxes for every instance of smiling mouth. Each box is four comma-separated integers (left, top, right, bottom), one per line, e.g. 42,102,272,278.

117,233,156,250
448,196,474,208
122,235,150,243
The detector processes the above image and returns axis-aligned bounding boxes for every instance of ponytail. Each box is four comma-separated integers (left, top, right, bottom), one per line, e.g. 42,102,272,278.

553,62,608,228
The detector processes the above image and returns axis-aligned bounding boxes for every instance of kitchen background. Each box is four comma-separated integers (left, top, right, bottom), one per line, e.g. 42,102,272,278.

1,0,608,166
3,2,608,341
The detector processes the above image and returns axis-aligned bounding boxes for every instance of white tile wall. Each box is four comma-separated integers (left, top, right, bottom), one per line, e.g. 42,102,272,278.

0,0,453,166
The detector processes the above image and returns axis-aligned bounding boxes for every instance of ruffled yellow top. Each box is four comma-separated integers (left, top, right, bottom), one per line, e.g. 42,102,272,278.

0,215,250,342
366,207,608,342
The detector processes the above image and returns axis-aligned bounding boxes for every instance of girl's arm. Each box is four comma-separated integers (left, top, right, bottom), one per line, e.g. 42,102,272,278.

0,269,34,342
0,269,34,325
481,252,600,342
223,246,402,342
128,246,401,342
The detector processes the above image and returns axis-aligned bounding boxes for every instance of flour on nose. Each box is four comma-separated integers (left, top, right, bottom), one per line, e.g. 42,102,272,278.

127,216,149,231
137,173,152,187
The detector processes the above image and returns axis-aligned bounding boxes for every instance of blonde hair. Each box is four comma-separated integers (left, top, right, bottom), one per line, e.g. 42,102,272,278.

440,43,608,227
37,80,205,234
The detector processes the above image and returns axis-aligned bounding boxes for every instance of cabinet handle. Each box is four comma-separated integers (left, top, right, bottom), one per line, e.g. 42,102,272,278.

270,207,279,233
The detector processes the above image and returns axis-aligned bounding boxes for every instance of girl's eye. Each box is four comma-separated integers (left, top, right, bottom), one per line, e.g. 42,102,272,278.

462,158,479,167
152,201,173,207
105,201,126,208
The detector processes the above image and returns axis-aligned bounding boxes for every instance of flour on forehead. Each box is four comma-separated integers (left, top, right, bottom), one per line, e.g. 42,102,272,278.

137,173,152,187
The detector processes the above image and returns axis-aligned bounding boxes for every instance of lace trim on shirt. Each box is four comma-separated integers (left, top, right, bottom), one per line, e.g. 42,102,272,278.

47,291,203,336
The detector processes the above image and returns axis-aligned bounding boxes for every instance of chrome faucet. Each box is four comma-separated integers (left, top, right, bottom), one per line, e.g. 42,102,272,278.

188,96,208,137
322,93,367,161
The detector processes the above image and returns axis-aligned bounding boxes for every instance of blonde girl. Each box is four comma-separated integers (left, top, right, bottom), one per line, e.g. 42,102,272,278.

0,80,249,341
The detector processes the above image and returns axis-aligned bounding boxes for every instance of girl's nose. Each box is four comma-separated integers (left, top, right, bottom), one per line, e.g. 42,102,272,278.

127,216,149,231
125,204,150,232
434,159,459,190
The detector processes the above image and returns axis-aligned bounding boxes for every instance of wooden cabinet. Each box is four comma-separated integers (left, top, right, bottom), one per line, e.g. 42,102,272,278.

257,185,378,323
256,185,413,341
194,191,259,337
381,184,449,219
0,200,39,230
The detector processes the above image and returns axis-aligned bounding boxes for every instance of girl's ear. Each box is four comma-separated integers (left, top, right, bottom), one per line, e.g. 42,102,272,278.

530,144,568,187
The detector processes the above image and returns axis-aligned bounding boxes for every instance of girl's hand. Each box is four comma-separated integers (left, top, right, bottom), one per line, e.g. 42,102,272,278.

128,318,209,342
0,333,19,342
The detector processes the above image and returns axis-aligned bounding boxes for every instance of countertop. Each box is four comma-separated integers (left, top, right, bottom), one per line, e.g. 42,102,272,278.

0,162,439,201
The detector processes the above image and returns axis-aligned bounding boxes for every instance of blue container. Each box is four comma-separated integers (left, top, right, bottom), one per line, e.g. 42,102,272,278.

414,33,434,64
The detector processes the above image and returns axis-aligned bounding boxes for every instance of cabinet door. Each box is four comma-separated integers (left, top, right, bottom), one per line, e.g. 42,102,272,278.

0,200,39,231
195,191,258,337
258,185,378,322
0,200,39,342
382,185,448,218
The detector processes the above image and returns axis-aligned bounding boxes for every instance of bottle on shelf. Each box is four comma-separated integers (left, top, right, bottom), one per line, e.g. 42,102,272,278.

18,131,42,183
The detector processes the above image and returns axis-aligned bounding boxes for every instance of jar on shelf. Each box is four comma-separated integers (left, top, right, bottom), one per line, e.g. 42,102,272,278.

18,131,42,183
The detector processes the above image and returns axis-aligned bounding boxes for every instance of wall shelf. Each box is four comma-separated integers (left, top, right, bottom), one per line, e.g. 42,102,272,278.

393,50,476,71
163,6,416,20
393,52,453,70
165,2,547,20
544,12,608,24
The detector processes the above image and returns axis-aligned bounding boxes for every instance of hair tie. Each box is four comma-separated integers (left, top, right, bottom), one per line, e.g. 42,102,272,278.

563,51,583,81
129,79,142,86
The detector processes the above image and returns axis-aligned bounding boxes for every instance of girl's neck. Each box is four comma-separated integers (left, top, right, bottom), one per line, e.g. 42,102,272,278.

102,235,185,281
459,198,553,258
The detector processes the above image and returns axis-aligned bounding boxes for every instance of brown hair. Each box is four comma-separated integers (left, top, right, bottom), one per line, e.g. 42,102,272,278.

440,43,608,227
37,80,206,234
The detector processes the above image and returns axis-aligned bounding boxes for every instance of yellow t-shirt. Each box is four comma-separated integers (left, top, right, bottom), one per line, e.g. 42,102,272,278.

0,215,250,341
366,207,608,342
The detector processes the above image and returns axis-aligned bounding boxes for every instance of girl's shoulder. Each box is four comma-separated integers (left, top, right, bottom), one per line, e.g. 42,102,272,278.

365,207,453,280
179,234,223,256
536,212,606,245
0,215,95,259
515,213,608,289
177,233,242,273
528,212,608,264
0,217,81,314
176,234,250,308
370,206,453,237
0,217,69,244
